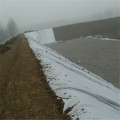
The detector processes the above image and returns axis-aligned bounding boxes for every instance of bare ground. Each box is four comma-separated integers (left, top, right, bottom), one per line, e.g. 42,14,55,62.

0,35,70,119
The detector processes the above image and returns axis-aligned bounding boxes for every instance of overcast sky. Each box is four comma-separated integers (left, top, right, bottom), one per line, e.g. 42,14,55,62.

0,0,120,29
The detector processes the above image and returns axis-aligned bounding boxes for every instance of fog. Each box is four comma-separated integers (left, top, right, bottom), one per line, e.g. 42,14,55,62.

0,0,120,39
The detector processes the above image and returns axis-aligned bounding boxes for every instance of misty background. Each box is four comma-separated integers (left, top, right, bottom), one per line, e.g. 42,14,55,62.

0,0,120,42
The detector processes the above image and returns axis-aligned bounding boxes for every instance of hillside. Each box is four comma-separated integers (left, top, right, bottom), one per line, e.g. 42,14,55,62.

53,17,120,41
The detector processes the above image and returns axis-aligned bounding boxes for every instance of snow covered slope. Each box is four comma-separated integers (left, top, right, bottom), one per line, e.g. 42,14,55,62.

25,28,56,44
25,29,120,120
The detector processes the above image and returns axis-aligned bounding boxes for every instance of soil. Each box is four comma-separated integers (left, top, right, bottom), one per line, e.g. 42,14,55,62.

0,45,10,54
0,35,70,119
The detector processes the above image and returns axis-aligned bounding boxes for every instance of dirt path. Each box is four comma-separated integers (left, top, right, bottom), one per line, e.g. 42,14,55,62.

0,35,68,119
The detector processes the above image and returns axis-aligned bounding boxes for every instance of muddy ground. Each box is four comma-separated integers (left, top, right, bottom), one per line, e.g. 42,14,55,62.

0,35,70,119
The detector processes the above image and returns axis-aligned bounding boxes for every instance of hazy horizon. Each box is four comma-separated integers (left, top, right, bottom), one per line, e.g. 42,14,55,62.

0,0,120,31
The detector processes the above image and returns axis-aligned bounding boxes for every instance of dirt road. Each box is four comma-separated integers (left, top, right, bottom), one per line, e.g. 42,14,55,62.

0,35,69,119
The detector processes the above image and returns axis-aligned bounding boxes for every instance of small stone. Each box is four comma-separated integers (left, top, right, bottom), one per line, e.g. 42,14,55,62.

78,61,82,63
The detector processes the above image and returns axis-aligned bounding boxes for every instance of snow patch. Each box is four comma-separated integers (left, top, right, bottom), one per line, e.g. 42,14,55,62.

87,35,120,41
25,28,56,44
